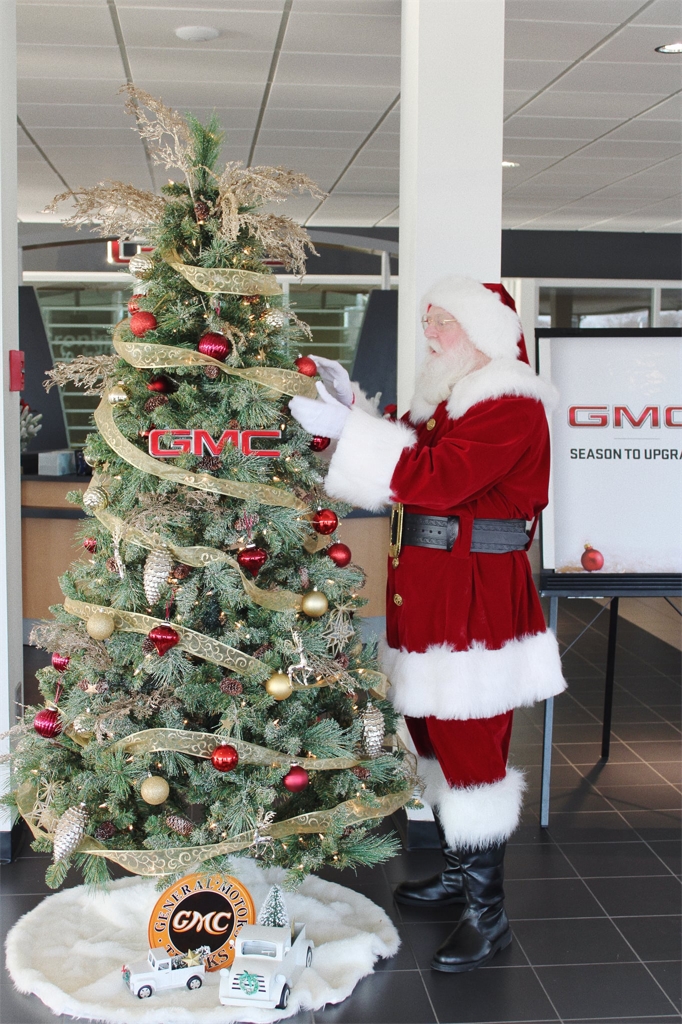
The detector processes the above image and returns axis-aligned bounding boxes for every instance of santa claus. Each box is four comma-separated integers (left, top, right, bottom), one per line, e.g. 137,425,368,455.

290,277,566,973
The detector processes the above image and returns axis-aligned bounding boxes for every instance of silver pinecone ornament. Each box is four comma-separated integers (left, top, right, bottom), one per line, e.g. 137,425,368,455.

143,548,173,605
53,803,89,862
361,701,385,758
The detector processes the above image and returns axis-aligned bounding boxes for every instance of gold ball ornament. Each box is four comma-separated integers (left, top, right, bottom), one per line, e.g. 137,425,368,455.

264,672,293,701
140,775,170,805
301,590,329,618
107,385,128,406
129,253,154,279
86,611,115,640
83,487,108,512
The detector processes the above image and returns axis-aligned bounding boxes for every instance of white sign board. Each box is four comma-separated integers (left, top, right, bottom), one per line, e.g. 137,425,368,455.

538,331,682,577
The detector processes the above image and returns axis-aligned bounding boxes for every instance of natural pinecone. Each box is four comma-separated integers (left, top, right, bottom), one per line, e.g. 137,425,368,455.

298,566,310,589
77,679,89,691
94,820,117,841
229,419,239,430
352,766,371,780
144,394,168,413
253,642,272,658
335,653,350,669
197,455,221,472
194,199,211,222
166,813,194,837
203,364,220,380
172,564,192,580
142,636,156,655
105,557,119,573
220,677,243,695
94,680,109,693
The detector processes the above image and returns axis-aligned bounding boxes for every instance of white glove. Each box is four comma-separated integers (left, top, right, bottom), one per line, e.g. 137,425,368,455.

309,355,354,408
289,382,351,439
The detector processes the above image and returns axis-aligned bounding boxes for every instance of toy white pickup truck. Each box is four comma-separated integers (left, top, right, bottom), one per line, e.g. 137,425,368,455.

219,923,314,1010
122,947,208,999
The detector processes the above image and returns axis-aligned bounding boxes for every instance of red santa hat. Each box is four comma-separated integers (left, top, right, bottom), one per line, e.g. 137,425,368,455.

421,276,529,364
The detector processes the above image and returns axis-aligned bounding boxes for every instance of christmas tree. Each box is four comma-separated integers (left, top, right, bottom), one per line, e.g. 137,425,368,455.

258,885,289,929
8,89,412,889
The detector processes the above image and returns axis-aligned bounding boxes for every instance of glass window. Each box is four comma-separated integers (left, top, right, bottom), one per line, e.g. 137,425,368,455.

661,288,682,328
538,287,652,329
240,940,278,957
288,286,370,369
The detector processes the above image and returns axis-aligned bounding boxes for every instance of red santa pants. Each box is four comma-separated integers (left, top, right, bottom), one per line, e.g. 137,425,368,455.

405,711,513,788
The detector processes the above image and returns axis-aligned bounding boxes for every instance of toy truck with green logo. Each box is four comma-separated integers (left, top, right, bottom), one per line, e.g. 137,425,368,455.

219,923,313,1010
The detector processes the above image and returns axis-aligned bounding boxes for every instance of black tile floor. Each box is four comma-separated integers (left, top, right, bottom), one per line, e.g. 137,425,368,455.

1,599,680,1024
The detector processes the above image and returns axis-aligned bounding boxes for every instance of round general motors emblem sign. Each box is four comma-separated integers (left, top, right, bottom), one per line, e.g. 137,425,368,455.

148,873,256,971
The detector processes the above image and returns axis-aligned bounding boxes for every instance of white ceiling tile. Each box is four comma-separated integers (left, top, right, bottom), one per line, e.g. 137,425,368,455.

505,19,615,61
578,138,681,159
602,119,682,142
518,90,670,118
334,168,399,194
117,6,282,51
630,0,682,25
115,0,283,7
555,59,682,92
262,195,320,224
292,0,400,14
30,127,140,149
18,44,124,79
262,108,379,132
504,137,585,157
505,115,623,139
554,153,670,174
585,23,682,62
18,103,130,129
307,194,399,227
504,90,537,116
275,52,400,87
505,1,643,23
504,59,573,90
351,147,399,169
17,2,114,45
639,94,682,120
133,81,264,109
257,129,366,149
360,132,399,153
18,79,126,105
127,47,271,83
268,83,396,111
284,11,400,55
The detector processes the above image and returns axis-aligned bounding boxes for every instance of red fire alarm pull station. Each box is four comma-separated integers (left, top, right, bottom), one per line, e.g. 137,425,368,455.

9,350,25,391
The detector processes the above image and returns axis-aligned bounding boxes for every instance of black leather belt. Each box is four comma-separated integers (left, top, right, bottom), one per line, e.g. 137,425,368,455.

389,504,529,556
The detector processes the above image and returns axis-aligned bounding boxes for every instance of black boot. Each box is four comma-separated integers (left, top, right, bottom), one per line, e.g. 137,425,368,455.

431,842,511,972
393,814,466,907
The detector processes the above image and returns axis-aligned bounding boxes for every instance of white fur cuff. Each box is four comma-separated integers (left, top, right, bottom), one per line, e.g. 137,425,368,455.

324,408,417,512
416,757,526,848
381,629,566,721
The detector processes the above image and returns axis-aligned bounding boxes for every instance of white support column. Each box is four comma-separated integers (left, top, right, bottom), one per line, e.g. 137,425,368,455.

0,0,22,844
503,277,538,369
398,0,506,412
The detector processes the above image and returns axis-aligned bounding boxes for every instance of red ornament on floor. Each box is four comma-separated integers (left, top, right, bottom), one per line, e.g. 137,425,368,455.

82,537,97,554
237,546,268,578
33,708,62,739
51,653,70,672
127,294,144,314
312,508,338,535
147,624,180,656
327,542,351,567
211,744,239,772
581,544,604,572
295,355,317,377
282,765,309,792
129,311,157,337
310,436,331,452
198,332,230,361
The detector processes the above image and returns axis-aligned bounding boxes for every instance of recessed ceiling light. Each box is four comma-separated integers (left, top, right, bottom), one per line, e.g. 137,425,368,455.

655,42,682,53
502,161,520,168
175,25,220,42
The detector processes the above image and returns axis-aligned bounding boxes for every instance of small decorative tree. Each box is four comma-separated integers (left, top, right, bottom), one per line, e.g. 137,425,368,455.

257,885,290,929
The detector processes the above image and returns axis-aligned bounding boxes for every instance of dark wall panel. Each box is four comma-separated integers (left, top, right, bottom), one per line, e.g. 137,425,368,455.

19,286,67,452
351,289,398,411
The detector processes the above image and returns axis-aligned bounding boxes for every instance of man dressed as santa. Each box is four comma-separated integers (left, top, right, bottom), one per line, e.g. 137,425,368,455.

290,277,566,973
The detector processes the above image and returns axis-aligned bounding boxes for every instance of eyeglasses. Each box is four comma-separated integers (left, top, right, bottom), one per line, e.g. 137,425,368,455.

421,315,458,331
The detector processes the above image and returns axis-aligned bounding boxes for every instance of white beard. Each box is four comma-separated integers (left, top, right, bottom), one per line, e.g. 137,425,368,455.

409,341,481,423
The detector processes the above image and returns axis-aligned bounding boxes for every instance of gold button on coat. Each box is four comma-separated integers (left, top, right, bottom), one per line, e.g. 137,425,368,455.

392,557,400,569
393,593,403,606
426,418,436,430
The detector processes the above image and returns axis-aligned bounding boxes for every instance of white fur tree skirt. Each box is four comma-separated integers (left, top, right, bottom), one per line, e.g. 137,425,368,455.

5,858,399,1024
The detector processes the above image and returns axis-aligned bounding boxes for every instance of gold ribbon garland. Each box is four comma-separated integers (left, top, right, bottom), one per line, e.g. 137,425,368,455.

94,394,307,511
164,249,283,297
112,322,317,400
16,779,414,877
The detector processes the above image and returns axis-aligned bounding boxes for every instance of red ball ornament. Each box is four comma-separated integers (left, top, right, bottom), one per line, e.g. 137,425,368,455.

282,765,309,792
147,624,180,656
581,544,605,572
129,311,157,337
310,436,331,452
127,294,144,314
82,537,97,554
295,355,317,377
146,375,174,394
33,708,62,739
237,546,268,578
51,653,70,673
312,509,338,535
198,332,231,362
211,744,239,772
327,542,351,567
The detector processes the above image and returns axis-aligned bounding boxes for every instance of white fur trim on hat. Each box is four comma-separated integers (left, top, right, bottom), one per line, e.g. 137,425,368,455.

415,757,526,848
381,629,566,721
422,276,522,361
324,406,417,512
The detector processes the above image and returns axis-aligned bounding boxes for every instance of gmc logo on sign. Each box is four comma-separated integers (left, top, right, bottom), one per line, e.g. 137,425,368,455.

568,406,682,428
149,428,282,458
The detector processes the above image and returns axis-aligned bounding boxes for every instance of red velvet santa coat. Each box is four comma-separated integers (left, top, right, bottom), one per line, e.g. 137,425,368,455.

324,356,566,725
